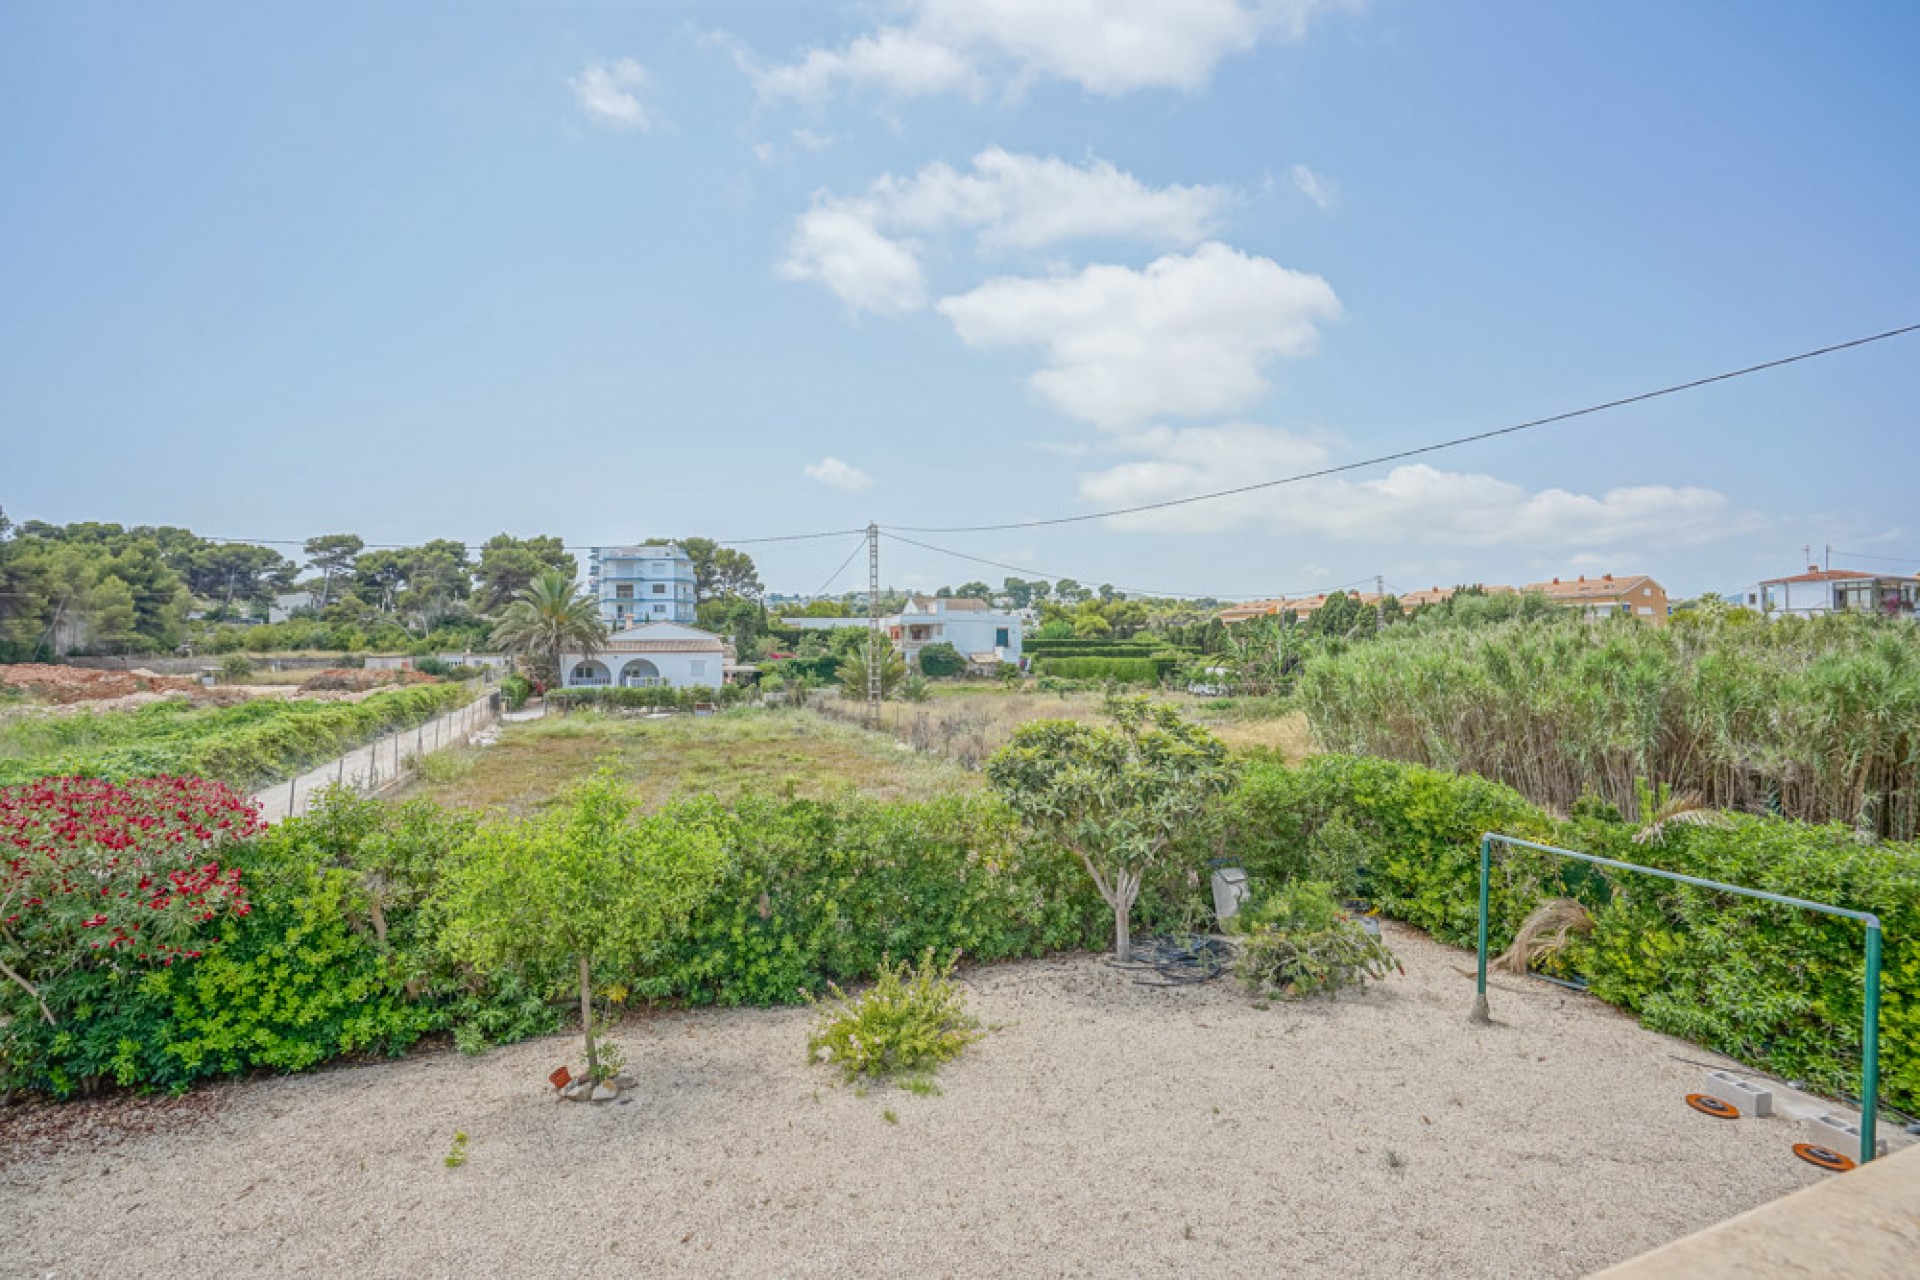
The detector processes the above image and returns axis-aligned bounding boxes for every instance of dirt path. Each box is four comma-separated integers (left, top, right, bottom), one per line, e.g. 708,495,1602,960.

0,925,1861,1278
248,694,498,823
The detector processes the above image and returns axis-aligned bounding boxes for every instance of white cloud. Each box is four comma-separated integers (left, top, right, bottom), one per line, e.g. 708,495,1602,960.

752,0,1347,100
1074,425,1762,548
937,243,1341,426
1290,163,1335,211
802,456,876,491
791,128,835,152
781,149,1231,315
779,206,929,316
571,58,652,130
754,28,980,101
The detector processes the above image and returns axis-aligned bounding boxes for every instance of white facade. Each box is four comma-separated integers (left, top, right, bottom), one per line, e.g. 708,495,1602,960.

561,622,725,690
1749,569,1920,618
780,597,1023,665
891,596,1022,664
588,544,698,628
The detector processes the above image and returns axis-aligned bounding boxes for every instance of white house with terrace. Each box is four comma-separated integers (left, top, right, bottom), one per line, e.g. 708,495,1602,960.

781,595,1023,666
560,622,725,690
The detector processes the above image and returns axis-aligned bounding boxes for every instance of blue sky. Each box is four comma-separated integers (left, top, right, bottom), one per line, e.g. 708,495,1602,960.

4,1,1917,599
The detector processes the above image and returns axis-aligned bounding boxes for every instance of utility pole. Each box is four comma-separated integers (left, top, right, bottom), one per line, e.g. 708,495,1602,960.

1375,574,1386,630
866,522,882,727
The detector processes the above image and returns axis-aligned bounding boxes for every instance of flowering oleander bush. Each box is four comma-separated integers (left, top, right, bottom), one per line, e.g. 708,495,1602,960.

0,776,260,1067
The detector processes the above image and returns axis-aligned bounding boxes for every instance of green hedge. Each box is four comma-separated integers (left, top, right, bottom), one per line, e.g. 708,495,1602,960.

1022,639,1171,656
2,793,556,1096
2,788,1109,1096
1031,655,1173,683
1218,754,1920,1113
546,684,751,712
0,683,475,790
639,793,1108,1006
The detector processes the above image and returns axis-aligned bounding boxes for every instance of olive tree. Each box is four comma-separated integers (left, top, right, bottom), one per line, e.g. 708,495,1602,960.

987,696,1232,961
439,772,727,1080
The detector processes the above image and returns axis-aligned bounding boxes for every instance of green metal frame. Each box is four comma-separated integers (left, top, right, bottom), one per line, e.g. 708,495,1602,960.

1471,833,1885,1166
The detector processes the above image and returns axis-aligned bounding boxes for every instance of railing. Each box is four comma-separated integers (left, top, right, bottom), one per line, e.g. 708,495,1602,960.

1471,833,1885,1165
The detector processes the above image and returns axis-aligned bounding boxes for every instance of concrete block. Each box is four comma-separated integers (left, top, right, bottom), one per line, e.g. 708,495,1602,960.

1812,1111,1889,1159
1704,1069,1772,1118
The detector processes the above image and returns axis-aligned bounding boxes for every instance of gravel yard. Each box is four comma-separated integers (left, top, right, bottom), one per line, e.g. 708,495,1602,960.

2,925,1838,1278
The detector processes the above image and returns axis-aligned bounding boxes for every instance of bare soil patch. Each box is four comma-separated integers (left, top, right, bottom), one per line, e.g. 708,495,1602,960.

0,926,1831,1278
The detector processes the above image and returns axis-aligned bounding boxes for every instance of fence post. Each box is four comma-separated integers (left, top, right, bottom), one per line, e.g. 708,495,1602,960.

288,776,296,820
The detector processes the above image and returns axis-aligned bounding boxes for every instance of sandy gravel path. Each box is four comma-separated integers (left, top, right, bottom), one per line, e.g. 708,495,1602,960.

1,926,1853,1278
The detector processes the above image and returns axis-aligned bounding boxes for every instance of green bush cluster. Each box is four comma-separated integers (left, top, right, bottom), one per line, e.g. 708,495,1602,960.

0,683,474,790
3,787,1109,1096
546,683,752,713
1030,655,1173,684
4,792,559,1096
1217,752,1920,1111
640,792,1109,1006
1020,638,1166,656
913,642,968,678
807,949,982,1087
1231,880,1399,1001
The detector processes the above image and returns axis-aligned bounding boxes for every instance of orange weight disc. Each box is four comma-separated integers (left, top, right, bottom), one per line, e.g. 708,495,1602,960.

1791,1143,1856,1172
1685,1093,1740,1119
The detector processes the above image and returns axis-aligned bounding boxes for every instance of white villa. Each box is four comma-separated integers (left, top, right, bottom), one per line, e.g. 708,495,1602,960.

782,596,1023,666
587,543,698,629
1739,567,1920,618
560,622,725,690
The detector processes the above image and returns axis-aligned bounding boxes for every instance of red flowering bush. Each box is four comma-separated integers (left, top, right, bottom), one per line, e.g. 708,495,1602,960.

0,776,261,1026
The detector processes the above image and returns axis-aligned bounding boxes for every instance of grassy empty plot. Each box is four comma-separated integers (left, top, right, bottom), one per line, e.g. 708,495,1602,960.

821,689,1314,769
400,709,976,813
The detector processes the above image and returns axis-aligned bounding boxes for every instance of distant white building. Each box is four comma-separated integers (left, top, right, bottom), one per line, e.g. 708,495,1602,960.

561,622,725,689
1741,567,1920,618
781,596,1022,666
266,590,318,624
587,544,698,628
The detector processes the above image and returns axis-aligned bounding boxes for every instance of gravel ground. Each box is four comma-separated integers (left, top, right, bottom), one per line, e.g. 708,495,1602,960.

1,925,1843,1279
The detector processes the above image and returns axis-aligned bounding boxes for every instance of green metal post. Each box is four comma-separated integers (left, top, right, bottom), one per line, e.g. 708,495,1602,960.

1862,925,1882,1167
1469,836,1492,1025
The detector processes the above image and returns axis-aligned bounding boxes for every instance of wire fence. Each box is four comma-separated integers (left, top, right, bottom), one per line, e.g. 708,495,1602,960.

252,690,501,824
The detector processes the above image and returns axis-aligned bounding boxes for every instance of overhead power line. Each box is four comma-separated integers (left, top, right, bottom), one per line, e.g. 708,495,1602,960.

810,534,872,598
1829,550,1920,568
194,528,869,552
880,531,1371,603
883,322,1920,535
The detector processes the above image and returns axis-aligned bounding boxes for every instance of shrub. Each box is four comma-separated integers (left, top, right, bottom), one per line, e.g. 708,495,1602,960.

807,949,981,1086
218,654,255,681
898,674,932,703
639,792,1109,1006
1230,880,1399,1001
1219,752,1920,1114
500,674,532,710
0,786,539,1096
1030,656,1171,684
914,643,968,678
0,683,474,790
0,776,259,1069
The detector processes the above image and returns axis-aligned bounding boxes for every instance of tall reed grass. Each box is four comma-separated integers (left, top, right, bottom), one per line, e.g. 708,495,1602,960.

1298,611,1920,838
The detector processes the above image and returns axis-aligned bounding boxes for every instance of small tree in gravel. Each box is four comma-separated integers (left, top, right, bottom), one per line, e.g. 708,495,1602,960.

439,772,727,1081
987,696,1232,962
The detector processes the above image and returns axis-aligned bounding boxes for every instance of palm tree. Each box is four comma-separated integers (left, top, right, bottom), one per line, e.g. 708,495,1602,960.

489,572,607,689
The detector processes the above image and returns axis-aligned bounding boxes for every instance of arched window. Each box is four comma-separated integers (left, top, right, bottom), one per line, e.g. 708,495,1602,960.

620,659,662,687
